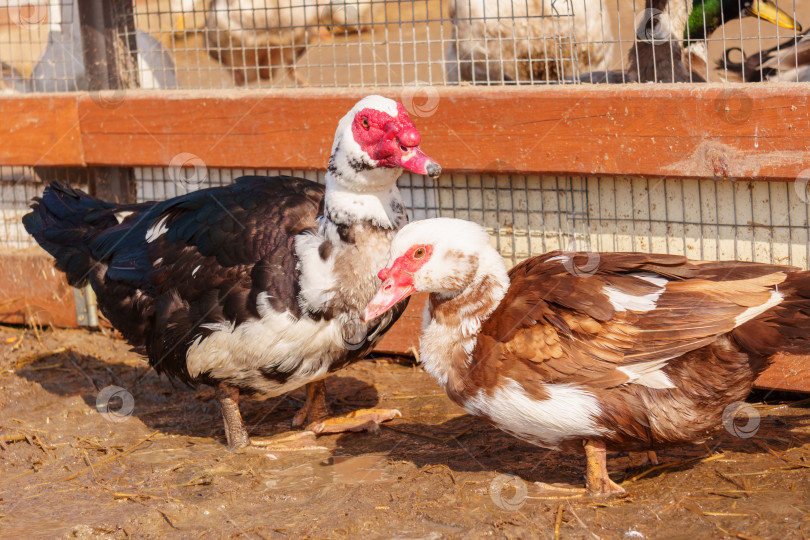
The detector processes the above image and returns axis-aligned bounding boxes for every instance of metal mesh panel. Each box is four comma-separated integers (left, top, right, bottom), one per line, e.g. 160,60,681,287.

2,1,808,90
3,162,809,270
0,166,92,249
135,167,590,266
134,0,808,86
587,176,810,268
134,168,810,269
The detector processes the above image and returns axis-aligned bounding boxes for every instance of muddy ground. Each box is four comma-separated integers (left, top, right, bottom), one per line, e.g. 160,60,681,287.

1,326,809,539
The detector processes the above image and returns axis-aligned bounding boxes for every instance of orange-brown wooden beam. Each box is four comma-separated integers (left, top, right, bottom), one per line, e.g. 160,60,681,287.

1,85,809,180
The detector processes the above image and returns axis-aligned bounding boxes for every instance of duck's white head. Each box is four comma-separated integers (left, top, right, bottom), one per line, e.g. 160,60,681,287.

363,218,508,321
328,95,441,194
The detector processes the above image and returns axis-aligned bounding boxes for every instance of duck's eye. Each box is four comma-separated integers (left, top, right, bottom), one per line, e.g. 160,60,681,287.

413,247,426,259
361,118,370,130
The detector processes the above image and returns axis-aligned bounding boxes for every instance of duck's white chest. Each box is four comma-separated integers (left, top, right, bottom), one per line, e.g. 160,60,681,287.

462,378,612,449
185,310,345,396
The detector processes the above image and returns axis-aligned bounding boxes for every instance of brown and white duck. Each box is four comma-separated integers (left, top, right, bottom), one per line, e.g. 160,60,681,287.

363,218,810,494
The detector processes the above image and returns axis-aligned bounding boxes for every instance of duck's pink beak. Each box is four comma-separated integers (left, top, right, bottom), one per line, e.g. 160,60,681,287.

362,267,416,322
377,121,442,179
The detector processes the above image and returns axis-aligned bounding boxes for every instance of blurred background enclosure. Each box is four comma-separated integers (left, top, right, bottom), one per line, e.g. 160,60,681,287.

0,0,809,336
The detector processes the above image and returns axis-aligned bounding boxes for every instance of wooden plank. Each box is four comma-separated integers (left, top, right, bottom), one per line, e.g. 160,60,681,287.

76,86,810,181
0,85,808,180
0,95,82,166
0,251,77,327
754,354,810,394
374,293,427,356
77,90,354,171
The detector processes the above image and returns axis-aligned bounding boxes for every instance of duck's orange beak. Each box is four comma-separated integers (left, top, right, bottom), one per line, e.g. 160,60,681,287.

362,267,416,322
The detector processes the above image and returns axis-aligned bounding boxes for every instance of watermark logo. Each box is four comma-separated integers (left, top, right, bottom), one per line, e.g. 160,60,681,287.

89,88,127,110
560,238,601,278
795,169,810,203
721,401,760,439
96,385,135,423
168,152,208,189
635,8,671,44
401,81,440,118
8,4,48,26
713,89,753,125
320,2,364,32
489,473,528,511
341,315,369,351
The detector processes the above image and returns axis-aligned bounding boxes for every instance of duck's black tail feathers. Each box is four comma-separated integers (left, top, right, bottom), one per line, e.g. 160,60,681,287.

22,182,131,287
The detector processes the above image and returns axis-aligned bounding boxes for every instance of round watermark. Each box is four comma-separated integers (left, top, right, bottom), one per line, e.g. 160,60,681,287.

89,88,127,110
320,3,363,32
635,8,671,44
559,238,601,278
482,160,515,176
168,152,208,189
794,169,810,203
721,401,760,439
713,88,753,125
96,385,135,423
341,315,369,351
8,4,48,27
401,81,440,118
489,473,528,511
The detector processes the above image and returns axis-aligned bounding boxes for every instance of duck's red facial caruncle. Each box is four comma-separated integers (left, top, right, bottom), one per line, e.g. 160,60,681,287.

352,104,442,179
363,244,433,322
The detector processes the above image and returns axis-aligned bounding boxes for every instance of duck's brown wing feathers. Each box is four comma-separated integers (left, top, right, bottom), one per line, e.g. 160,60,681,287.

476,252,808,391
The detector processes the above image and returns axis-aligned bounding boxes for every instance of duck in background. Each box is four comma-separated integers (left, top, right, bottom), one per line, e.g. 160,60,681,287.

171,0,374,86
722,29,809,81
364,218,810,495
678,0,801,80
578,0,704,83
578,0,801,83
445,0,618,84
27,0,178,92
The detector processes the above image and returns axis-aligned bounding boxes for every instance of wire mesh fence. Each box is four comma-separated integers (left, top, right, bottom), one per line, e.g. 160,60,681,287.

137,169,810,270
1,0,807,91
3,164,810,269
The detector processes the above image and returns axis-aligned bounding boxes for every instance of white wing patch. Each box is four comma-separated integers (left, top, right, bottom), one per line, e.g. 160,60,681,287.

295,234,336,313
734,290,784,327
146,215,170,243
546,254,570,264
617,359,676,389
192,265,201,278
633,272,669,288
604,279,666,313
114,211,133,223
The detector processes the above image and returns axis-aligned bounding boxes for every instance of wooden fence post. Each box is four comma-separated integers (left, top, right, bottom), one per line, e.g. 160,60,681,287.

77,0,137,204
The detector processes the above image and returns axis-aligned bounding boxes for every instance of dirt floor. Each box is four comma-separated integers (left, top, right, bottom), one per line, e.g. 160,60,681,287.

1,325,810,539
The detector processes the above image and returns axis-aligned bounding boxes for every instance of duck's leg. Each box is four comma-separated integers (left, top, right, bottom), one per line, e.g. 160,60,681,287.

308,408,402,434
641,450,659,467
584,440,625,495
291,380,330,428
291,379,401,434
216,383,250,450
